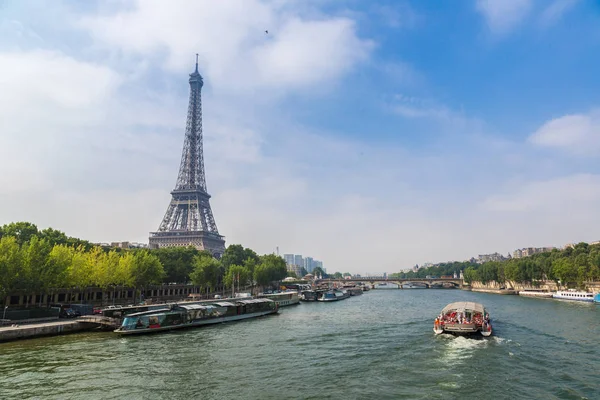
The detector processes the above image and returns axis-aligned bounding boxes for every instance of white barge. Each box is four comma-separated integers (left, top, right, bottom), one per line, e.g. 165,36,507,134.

257,291,300,307
519,290,554,298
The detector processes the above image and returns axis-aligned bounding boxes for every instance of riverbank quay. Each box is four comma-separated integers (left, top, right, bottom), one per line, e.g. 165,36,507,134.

0,319,103,343
470,288,517,295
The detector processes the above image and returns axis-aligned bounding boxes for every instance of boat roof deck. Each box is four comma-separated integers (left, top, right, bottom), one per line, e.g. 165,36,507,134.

442,302,485,314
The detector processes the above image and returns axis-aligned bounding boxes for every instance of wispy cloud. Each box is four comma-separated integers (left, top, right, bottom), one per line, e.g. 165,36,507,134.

539,0,580,27
79,0,373,94
528,110,600,155
475,0,534,35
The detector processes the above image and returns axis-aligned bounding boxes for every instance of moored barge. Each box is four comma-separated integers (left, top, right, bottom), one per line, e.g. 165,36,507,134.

257,291,300,307
114,298,278,335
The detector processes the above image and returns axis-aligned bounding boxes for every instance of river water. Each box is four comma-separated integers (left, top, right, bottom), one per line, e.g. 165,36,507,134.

1,289,599,399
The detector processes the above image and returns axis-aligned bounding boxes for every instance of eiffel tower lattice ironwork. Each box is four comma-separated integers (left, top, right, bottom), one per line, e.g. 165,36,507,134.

149,55,225,258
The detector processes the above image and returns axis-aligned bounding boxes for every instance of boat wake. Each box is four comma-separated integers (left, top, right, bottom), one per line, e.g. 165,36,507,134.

437,335,492,365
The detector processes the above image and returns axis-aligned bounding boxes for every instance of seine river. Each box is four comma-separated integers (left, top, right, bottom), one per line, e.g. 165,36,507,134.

1,289,599,399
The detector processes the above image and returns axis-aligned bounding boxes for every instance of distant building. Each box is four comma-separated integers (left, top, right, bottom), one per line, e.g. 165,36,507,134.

286,264,303,277
512,247,556,259
283,253,323,273
313,260,324,271
304,257,314,273
294,255,304,268
476,252,506,263
283,254,294,266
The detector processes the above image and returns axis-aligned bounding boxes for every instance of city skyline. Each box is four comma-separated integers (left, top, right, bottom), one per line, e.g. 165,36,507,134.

1,1,600,274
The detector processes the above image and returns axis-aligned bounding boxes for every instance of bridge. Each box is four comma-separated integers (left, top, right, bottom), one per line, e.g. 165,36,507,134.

316,278,464,289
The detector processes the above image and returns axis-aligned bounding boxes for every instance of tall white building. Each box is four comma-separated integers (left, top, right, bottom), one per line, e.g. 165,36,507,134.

283,254,295,266
294,255,304,268
304,257,314,273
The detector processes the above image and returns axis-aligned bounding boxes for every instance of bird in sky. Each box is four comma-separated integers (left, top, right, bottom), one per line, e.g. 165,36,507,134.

265,30,269,34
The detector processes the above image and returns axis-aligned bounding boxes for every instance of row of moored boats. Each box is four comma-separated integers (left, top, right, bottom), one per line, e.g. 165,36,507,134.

112,284,368,336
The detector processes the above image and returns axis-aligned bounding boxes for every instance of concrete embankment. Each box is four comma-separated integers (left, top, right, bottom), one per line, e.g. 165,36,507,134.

470,288,517,295
0,320,100,343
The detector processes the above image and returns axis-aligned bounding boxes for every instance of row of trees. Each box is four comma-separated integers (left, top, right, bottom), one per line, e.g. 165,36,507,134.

462,243,600,287
0,235,164,305
0,222,290,305
391,242,600,288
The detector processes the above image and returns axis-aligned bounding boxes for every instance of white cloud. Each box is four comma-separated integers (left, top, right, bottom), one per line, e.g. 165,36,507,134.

528,111,600,154
476,0,533,35
482,174,600,212
79,0,372,94
1,0,599,275
0,50,121,193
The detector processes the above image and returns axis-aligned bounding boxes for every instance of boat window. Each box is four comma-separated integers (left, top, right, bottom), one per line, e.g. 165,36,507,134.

122,317,139,330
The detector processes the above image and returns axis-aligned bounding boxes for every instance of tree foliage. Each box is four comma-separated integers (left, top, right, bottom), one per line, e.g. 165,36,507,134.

253,254,287,287
224,265,251,289
398,242,600,288
0,221,299,304
190,254,221,293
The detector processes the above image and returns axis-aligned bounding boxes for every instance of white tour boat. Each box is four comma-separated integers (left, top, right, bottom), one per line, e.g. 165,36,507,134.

433,301,492,337
552,290,594,302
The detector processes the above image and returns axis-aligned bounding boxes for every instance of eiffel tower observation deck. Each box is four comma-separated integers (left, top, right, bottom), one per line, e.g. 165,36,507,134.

149,56,226,258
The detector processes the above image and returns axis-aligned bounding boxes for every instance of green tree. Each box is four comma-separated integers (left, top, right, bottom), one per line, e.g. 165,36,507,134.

130,251,165,303
287,271,298,278
46,244,74,289
253,254,287,288
221,245,260,272
254,263,271,287
552,257,577,287
312,266,326,278
20,236,52,305
224,265,251,290
151,246,201,284
332,272,343,279
0,222,39,245
463,267,480,284
190,255,221,296
221,244,246,269
0,236,22,306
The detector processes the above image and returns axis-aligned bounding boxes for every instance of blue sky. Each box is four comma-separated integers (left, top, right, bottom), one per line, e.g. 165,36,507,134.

1,0,600,274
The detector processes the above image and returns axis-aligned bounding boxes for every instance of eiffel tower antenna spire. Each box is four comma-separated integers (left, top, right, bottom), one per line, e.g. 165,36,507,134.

149,56,225,258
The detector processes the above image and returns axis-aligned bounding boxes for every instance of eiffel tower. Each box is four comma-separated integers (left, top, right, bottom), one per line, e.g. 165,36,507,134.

149,55,225,258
